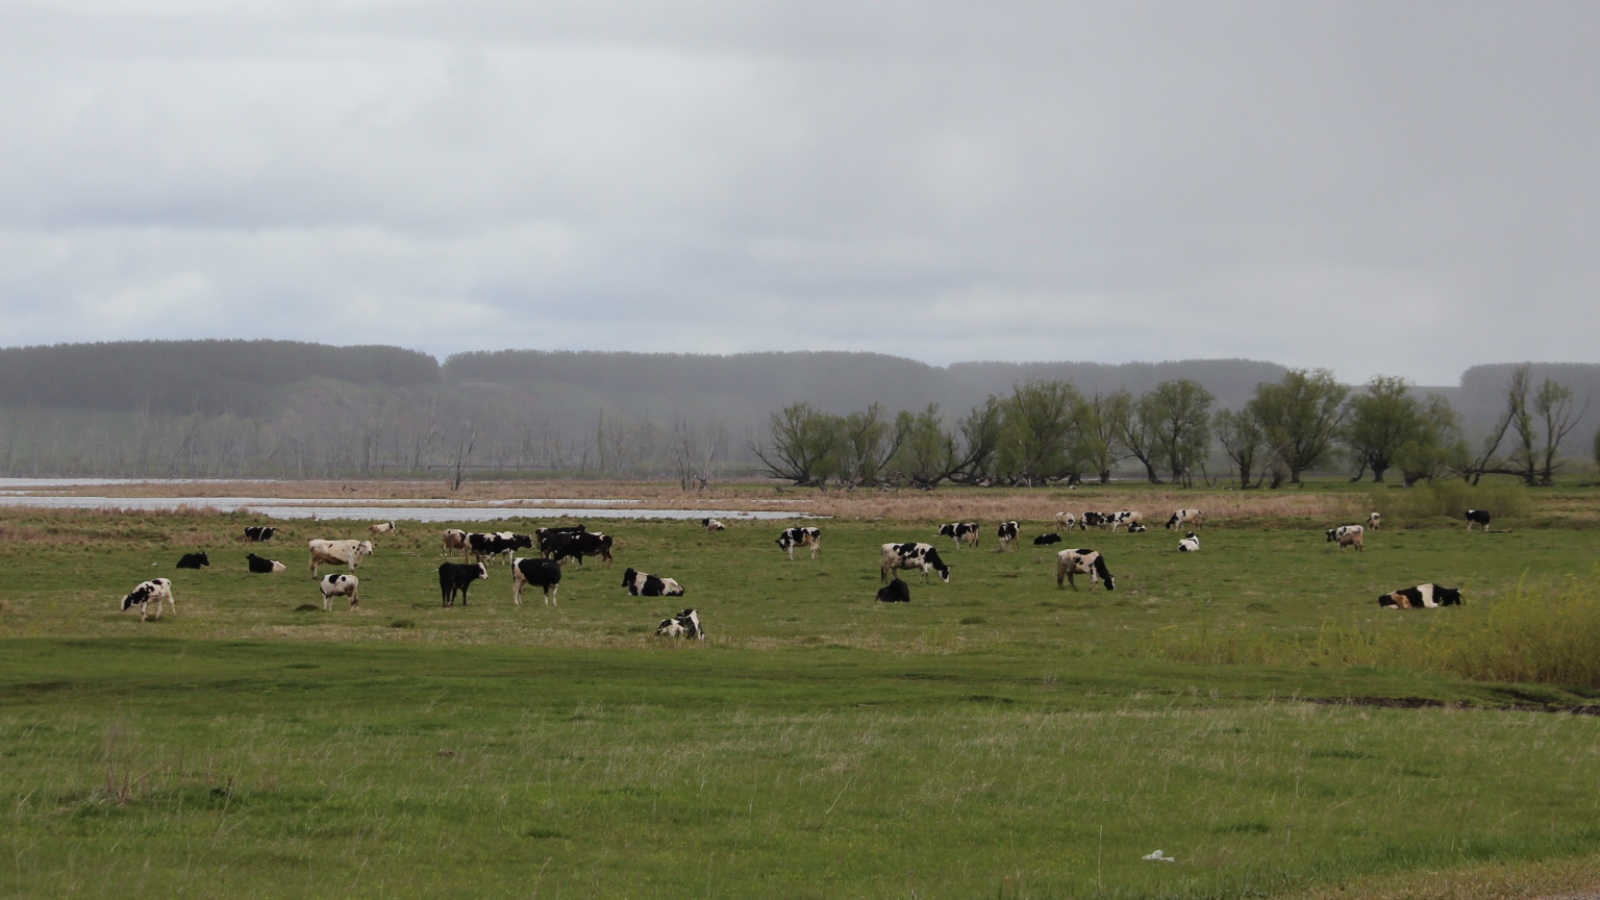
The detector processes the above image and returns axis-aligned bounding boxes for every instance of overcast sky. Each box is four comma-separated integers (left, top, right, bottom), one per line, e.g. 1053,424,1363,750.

2,1,1596,385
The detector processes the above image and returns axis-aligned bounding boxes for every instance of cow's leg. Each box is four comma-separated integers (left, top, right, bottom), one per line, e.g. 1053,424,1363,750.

545,584,558,606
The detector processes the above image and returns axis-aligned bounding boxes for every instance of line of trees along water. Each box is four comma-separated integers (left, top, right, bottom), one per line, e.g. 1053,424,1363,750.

0,341,1592,485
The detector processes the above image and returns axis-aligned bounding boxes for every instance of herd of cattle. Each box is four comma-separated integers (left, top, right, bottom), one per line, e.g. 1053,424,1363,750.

117,504,1494,625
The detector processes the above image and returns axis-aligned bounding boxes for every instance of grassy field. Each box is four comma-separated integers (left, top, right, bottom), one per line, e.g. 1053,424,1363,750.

3,482,1600,897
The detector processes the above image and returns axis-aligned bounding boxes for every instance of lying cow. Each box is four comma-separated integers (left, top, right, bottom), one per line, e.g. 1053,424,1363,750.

1165,509,1203,530
1055,548,1116,591
1326,525,1364,553
938,521,981,550
622,567,685,597
875,577,911,603
701,518,726,532
775,526,822,561
368,521,396,534
655,608,704,639
512,556,563,606
1378,584,1463,609
1177,532,1200,552
439,561,488,607
244,525,276,542
1033,532,1063,546
1127,523,1148,533
319,573,360,611
176,552,210,569
995,521,1020,551
308,539,374,577
880,542,951,584
247,553,287,574
1466,509,1492,531
121,578,175,621
551,531,614,566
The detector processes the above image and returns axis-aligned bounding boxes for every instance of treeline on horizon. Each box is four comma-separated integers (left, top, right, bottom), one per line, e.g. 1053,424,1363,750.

0,340,1594,482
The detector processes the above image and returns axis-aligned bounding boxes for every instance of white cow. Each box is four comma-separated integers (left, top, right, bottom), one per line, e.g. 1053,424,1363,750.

308,539,374,576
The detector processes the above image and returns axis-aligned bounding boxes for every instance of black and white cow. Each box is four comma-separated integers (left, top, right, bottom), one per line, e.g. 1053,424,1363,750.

622,567,685,597
319,573,360,610
875,577,911,603
121,578,175,621
1127,523,1148,533
938,522,981,550
368,521,396,534
176,552,210,569
551,531,614,566
512,556,564,606
468,531,534,565
1366,512,1382,530
1033,532,1063,546
439,561,488,607
1055,511,1077,531
700,518,726,532
244,525,276,542
1055,548,1115,591
775,526,822,561
996,521,1020,551
655,608,704,639
1177,532,1200,552
1325,525,1364,552
1378,584,1463,609
1465,509,1492,531
1165,509,1203,530
1107,511,1143,532
1082,512,1111,530
308,539,374,576
536,524,588,557
880,542,951,584
247,552,286,574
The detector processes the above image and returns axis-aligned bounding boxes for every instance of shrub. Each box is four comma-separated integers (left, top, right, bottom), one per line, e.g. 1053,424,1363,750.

1376,478,1532,521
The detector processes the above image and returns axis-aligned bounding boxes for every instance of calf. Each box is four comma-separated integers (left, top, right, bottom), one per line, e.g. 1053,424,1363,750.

243,525,276,542
468,531,533,565
1055,511,1077,531
551,531,614,567
1177,532,1200,552
512,556,563,606
308,539,374,576
880,542,951,584
176,552,210,569
1379,584,1463,609
319,573,360,610
655,608,705,639
439,561,488,607
875,577,911,603
996,521,1020,551
622,567,685,597
938,522,981,550
1055,548,1116,591
1107,511,1143,532
1366,512,1382,530
1165,509,1203,530
121,578,175,621
1465,509,1492,531
1325,525,1364,553
247,553,286,574
369,521,396,534
775,526,822,561
700,518,727,532
1033,532,1063,546
1127,523,1148,533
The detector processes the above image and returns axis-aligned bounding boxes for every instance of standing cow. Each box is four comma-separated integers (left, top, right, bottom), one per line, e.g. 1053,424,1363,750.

319,573,360,610
512,556,564,606
775,527,822,561
938,522,981,550
1325,525,1364,553
880,542,951,584
308,539,374,577
439,562,489,607
1055,549,1115,591
121,578,175,621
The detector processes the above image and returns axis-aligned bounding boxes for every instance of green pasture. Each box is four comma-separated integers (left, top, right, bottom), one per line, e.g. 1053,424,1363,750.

3,500,1600,897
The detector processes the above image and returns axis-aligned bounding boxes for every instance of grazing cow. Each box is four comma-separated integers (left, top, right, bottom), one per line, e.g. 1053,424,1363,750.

1177,532,1200,552
880,542,951,584
176,552,210,569
369,521,396,534
468,531,534,565
307,539,374,576
655,608,705,639
938,522,981,550
1466,509,1492,531
247,553,286,574
1325,525,1364,553
700,518,727,532
875,577,911,603
550,531,614,567
319,573,360,610
1165,509,1203,530
1107,511,1143,532
1378,584,1463,609
1127,523,1148,533
438,561,488,607
775,526,822,561
996,521,1020,551
1366,512,1382,530
121,578,175,621
1055,549,1116,591
1033,533,1063,546
621,567,685,597
512,556,563,606
1082,512,1111,530
1055,511,1078,531
442,529,469,557
536,525,590,558
243,525,276,542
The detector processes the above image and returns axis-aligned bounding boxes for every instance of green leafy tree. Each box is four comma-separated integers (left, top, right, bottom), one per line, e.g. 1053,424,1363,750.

1247,368,1349,485
1072,391,1129,485
1342,375,1425,483
995,380,1082,486
1214,407,1266,489
1394,395,1463,487
1140,379,1215,487
750,402,841,487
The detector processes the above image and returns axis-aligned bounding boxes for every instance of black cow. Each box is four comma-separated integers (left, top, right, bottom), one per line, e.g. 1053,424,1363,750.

875,577,911,603
938,522,981,550
176,552,210,569
655,608,704,639
1033,533,1063,546
512,556,564,606
775,526,822,560
246,552,286,573
1465,509,1492,531
439,561,489,607
551,531,614,566
536,524,588,557
244,525,276,542
622,567,684,597
880,542,951,584
1378,584,1463,609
